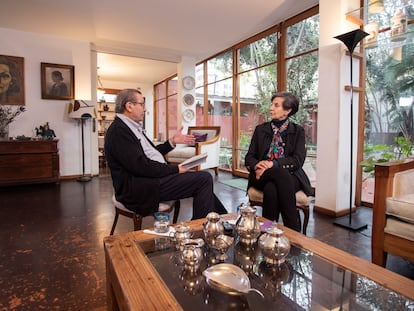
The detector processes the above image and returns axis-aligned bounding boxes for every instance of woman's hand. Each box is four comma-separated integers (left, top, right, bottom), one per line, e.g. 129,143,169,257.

255,160,273,180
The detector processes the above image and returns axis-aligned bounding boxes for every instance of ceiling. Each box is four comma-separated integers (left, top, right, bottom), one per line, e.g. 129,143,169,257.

0,0,318,85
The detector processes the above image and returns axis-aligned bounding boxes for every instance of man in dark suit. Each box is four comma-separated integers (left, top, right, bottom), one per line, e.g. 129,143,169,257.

105,88,227,219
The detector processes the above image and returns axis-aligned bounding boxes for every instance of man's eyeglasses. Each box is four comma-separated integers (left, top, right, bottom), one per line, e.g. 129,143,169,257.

129,101,145,108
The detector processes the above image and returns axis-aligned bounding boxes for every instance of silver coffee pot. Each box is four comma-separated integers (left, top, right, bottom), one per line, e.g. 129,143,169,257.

203,212,224,249
235,204,261,245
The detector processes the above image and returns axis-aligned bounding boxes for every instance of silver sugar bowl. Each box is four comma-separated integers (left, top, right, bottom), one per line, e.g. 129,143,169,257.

235,204,261,245
170,224,192,250
181,238,205,270
203,212,224,249
258,223,290,265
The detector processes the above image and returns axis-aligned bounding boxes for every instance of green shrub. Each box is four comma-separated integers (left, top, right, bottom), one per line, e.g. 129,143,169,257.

360,136,413,177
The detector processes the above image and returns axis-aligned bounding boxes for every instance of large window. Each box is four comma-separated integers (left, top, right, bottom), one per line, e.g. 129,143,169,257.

154,76,178,140
284,10,320,186
155,6,319,179
200,51,234,169
360,0,414,204
236,31,278,171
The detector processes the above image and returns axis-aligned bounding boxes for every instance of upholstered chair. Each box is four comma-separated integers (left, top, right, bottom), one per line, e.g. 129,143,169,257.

372,158,414,267
247,187,311,235
166,126,221,175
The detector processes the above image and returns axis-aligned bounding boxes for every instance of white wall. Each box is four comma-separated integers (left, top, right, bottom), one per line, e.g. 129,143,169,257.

316,0,363,215
0,27,95,177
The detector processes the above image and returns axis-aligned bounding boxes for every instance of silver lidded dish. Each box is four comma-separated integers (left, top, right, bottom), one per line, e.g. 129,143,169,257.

258,222,290,265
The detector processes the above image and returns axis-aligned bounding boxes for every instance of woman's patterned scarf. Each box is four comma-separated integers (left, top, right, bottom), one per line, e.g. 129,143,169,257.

267,119,289,160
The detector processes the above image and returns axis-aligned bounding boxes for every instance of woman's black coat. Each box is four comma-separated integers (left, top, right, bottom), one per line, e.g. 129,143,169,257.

245,121,313,196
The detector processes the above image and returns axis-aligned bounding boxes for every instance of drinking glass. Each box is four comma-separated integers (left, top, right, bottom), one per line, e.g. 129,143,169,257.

154,212,170,233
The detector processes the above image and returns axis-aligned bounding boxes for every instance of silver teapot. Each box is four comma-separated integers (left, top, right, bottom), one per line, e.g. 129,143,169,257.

203,212,224,249
258,222,290,265
235,204,261,245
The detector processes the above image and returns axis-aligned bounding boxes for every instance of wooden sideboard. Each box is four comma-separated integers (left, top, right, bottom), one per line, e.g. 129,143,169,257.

0,140,59,186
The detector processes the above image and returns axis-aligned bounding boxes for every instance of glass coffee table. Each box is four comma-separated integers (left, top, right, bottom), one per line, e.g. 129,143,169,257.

104,215,414,311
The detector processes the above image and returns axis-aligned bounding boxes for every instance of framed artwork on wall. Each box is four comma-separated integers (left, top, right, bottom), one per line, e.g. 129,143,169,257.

0,54,25,106
41,62,74,100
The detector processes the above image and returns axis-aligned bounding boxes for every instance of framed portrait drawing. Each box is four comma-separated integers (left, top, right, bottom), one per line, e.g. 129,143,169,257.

0,54,25,106
41,63,74,100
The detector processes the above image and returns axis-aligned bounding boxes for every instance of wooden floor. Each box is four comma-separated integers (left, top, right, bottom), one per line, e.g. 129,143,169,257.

0,170,413,310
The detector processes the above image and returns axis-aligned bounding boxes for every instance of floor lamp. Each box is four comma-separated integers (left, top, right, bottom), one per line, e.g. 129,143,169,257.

333,29,369,231
68,100,96,183
77,116,92,182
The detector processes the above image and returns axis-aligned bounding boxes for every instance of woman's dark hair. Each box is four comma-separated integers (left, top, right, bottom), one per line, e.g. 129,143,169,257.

0,55,21,95
52,71,64,81
271,92,299,117
115,88,142,113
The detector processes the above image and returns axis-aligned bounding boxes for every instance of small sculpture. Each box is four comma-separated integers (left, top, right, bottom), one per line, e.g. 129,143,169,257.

35,122,56,140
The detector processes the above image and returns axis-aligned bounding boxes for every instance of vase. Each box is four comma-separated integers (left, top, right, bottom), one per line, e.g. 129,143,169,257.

390,9,407,42
0,125,9,141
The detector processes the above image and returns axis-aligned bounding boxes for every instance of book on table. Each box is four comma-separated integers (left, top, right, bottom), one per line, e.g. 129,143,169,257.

178,152,208,169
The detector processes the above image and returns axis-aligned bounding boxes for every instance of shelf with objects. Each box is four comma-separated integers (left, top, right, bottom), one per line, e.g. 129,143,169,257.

346,1,413,50
97,90,120,168
97,100,116,135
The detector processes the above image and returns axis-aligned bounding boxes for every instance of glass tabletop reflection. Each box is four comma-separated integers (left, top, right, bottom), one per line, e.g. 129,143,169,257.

136,230,414,311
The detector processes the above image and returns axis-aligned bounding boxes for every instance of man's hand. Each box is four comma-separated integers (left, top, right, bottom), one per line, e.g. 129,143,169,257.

171,126,196,145
178,165,189,174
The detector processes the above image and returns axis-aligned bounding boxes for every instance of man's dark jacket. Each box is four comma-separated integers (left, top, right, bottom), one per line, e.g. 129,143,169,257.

245,121,313,196
104,117,178,216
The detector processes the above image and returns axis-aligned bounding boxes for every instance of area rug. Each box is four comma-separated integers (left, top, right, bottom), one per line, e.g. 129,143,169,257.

219,178,248,191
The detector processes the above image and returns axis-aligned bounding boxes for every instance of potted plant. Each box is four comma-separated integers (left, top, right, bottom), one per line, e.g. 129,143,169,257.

0,105,25,140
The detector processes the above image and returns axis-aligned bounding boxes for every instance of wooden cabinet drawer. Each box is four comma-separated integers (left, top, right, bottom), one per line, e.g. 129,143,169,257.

0,140,59,186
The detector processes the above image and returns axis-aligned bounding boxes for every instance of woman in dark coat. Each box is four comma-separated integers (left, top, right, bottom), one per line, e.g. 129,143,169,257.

245,92,312,232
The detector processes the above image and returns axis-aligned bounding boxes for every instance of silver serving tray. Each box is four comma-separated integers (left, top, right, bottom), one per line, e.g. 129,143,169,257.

202,263,264,298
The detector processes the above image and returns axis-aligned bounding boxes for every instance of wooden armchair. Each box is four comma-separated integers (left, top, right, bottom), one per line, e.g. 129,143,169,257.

247,187,311,235
372,158,414,267
166,126,221,175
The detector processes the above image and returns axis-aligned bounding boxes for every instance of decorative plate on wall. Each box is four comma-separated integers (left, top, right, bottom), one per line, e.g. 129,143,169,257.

183,94,195,106
182,109,195,122
182,76,195,90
